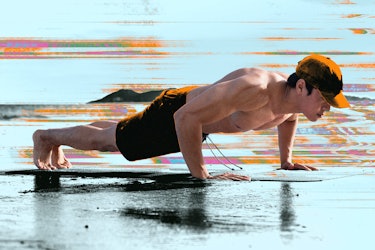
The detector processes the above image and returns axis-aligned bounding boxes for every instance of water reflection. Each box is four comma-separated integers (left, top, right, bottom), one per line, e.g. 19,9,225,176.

30,175,307,237
31,174,208,193
32,186,64,249
279,183,296,232
122,188,211,231
34,175,61,192
122,183,302,234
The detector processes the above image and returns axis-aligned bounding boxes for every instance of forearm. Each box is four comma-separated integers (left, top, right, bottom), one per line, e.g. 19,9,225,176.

277,118,298,165
279,137,293,164
174,113,210,179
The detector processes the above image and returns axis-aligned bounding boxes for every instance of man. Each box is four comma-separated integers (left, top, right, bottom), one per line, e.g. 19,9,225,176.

33,54,350,181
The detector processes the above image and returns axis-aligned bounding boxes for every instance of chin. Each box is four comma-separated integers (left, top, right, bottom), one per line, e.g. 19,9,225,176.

307,116,319,122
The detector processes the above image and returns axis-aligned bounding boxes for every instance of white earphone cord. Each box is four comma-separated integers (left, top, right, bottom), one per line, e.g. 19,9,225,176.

205,135,243,170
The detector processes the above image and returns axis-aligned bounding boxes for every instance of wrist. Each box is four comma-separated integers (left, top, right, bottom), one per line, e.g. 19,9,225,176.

191,171,210,180
281,158,292,165
281,161,292,167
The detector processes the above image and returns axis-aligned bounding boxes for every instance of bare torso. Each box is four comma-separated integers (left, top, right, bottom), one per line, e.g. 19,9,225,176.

185,68,295,134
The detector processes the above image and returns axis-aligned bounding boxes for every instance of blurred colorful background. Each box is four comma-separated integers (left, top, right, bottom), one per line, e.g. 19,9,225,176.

1,0,374,170
1,1,375,250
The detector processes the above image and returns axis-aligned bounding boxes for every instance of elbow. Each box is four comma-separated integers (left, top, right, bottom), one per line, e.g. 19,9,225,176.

173,108,184,126
174,108,193,129
174,109,202,134
173,109,184,132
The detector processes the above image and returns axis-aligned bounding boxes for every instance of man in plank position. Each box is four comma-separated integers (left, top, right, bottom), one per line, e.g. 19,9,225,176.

33,54,350,181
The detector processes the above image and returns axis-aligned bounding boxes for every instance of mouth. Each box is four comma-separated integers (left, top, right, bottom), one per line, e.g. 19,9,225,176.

317,113,323,118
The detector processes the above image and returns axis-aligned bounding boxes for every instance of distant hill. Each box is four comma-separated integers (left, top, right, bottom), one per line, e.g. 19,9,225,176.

88,89,163,103
346,95,374,103
89,89,375,106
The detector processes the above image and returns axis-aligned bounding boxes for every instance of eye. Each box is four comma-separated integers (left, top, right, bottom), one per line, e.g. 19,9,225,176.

315,89,325,101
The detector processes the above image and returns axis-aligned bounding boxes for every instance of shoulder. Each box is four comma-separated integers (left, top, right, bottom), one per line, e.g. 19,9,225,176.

213,67,269,85
235,69,290,111
238,68,285,86
213,67,283,88
235,68,286,94
216,70,271,111
186,68,276,113
240,67,270,81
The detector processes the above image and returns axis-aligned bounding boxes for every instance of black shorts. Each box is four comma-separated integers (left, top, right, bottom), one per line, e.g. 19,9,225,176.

116,86,206,161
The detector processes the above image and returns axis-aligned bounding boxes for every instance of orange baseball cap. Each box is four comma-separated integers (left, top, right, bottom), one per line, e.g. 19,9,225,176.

296,54,350,108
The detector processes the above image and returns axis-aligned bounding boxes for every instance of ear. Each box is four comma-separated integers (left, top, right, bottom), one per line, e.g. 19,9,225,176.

295,79,306,95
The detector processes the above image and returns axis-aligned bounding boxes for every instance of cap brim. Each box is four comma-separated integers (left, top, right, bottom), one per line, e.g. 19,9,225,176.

325,90,350,108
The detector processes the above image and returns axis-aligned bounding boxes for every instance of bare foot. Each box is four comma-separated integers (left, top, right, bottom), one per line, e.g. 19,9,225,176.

32,130,56,170
51,146,72,169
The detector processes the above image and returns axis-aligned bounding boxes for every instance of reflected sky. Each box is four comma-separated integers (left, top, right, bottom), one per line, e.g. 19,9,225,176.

0,0,374,104
1,1,375,248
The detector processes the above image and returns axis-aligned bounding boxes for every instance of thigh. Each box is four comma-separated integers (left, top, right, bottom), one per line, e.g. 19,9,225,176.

116,89,186,160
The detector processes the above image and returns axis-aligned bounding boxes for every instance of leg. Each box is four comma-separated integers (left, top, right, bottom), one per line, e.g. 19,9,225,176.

49,121,118,169
33,122,119,170
51,121,118,168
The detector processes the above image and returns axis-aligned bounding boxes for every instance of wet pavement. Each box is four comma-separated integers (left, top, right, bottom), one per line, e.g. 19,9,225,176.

1,167,374,250
1,0,375,249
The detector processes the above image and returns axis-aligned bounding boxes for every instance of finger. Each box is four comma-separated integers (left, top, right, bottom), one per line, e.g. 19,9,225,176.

293,163,312,171
223,174,250,181
233,175,251,181
224,176,249,181
211,173,251,181
306,165,319,171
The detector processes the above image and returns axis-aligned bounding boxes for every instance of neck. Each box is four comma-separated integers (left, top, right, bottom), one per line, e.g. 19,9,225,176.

272,81,301,115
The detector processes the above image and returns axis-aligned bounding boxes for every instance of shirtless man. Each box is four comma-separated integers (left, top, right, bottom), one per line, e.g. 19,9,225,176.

33,54,350,181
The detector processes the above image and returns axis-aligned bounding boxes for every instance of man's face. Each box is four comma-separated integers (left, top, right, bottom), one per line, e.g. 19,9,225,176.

302,88,331,122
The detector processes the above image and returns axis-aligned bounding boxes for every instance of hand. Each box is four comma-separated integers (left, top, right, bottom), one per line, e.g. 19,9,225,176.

208,172,251,181
278,161,319,171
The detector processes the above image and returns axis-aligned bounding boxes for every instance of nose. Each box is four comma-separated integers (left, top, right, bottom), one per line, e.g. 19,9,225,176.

323,103,331,111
